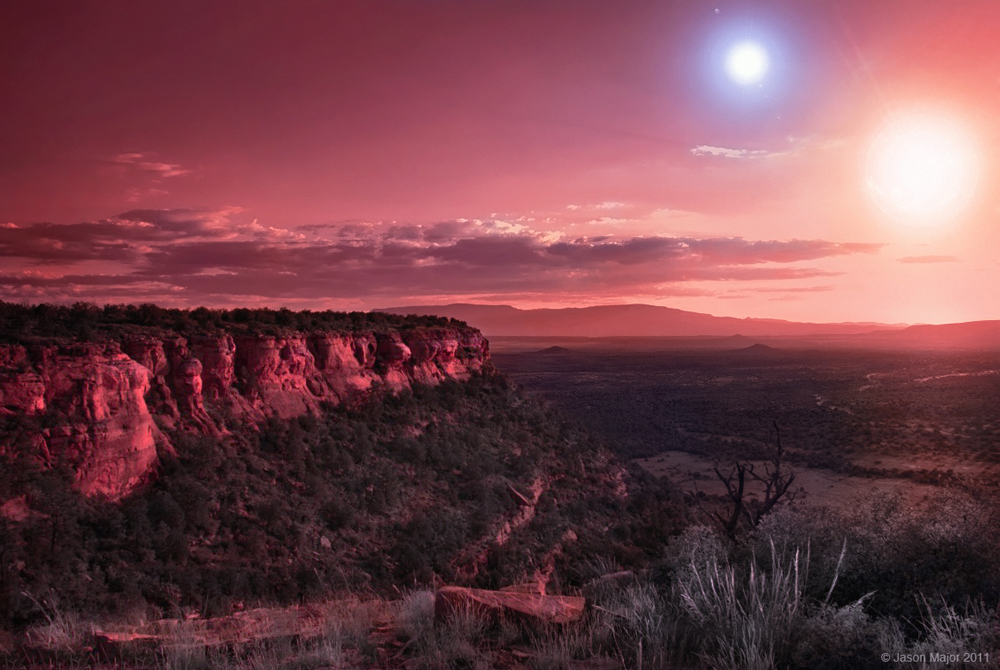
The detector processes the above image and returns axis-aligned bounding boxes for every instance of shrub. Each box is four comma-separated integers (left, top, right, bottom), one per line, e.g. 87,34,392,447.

401,599,493,670
790,603,891,670
676,540,804,669
904,597,1000,668
755,489,1000,625
589,580,686,669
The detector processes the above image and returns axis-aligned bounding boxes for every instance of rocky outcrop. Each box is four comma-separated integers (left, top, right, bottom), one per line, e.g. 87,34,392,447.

434,586,585,625
0,343,160,500
0,323,490,501
454,476,547,582
90,602,363,653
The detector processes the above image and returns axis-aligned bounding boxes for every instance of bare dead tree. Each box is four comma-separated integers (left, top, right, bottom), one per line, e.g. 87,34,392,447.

712,460,751,538
746,422,798,525
713,421,798,538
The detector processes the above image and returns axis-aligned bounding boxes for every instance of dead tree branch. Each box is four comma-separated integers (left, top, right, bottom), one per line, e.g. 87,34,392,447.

712,421,798,538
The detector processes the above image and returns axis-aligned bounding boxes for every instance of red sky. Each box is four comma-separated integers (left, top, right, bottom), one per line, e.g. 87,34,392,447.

2,0,1000,323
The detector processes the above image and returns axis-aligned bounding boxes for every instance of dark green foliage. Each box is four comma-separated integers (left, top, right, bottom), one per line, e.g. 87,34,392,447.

0,300,463,343
1,374,661,629
754,491,1000,633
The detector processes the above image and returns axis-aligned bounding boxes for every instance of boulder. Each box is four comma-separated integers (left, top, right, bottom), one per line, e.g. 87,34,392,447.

434,586,584,625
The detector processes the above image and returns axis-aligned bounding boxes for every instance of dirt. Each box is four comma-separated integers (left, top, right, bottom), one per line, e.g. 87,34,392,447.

850,450,998,476
633,450,947,508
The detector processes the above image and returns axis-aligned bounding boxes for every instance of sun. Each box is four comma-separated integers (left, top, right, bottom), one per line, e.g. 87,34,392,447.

866,112,980,225
725,41,769,85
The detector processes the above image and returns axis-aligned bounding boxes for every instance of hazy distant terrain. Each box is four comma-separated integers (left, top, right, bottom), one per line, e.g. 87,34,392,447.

493,341,1000,482
382,303,1000,350
379,303,904,337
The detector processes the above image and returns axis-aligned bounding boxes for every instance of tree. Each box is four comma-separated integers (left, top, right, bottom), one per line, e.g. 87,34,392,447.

713,422,798,538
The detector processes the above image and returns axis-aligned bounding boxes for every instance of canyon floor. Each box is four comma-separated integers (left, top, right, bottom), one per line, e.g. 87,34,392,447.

492,338,1000,491
632,449,951,509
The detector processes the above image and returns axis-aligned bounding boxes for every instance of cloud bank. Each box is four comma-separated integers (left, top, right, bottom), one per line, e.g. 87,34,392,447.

0,209,882,307
111,153,191,179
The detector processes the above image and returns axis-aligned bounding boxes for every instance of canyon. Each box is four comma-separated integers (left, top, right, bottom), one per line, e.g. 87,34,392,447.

0,324,490,501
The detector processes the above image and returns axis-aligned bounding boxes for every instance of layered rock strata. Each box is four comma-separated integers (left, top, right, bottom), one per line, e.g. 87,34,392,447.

0,325,489,501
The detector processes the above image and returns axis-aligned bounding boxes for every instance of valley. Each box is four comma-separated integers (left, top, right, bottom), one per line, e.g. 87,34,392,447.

492,338,1000,489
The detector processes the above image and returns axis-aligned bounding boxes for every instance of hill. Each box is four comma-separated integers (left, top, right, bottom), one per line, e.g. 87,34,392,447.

381,303,1000,351
377,303,902,338
861,319,1000,350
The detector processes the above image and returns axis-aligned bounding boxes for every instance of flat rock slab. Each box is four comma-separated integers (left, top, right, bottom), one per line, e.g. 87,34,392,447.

434,586,585,625
91,598,389,655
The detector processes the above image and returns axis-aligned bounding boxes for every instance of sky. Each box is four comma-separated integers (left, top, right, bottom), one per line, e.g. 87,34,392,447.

2,0,1000,324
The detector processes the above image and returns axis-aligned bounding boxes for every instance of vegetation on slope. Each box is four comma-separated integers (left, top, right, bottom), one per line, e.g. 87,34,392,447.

393,492,1000,670
0,373,688,630
0,301,463,342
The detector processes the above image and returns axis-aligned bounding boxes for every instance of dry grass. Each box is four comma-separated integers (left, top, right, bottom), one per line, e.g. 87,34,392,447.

8,536,1000,670
20,590,94,653
7,595,385,670
901,597,1000,670
397,592,495,670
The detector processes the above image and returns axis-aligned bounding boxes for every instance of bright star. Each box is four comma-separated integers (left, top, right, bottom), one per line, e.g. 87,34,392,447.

725,41,768,85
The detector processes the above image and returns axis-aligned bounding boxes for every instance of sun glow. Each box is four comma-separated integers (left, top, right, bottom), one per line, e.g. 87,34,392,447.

725,41,769,85
866,112,980,226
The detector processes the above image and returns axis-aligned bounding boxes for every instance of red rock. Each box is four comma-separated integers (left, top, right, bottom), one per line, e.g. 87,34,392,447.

190,335,236,400
0,495,37,522
0,371,45,414
309,333,377,399
123,336,170,378
434,586,585,625
0,344,161,500
499,582,546,595
92,601,379,653
0,323,490,501
376,333,412,364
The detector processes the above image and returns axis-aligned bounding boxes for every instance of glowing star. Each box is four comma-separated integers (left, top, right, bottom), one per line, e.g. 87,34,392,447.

866,112,980,225
725,40,768,85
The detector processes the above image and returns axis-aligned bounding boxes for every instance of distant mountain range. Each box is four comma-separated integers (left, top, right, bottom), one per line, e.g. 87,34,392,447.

377,303,903,337
377,303,1000,350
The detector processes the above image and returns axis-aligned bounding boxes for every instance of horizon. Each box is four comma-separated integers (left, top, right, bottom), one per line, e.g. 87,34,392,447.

376,301,915,327
3,1,999,325
7,298,963,332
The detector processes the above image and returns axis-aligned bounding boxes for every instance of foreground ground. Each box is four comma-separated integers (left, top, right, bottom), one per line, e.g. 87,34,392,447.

6,484,1000,669
4,338,1000,668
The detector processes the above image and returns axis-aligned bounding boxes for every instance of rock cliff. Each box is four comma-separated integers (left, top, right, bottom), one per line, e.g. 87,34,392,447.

0,322,490,501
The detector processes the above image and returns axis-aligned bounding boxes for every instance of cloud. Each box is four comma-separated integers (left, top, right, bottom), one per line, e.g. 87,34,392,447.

422,220,474,242
0,209,882,306
897,255,958,264
691,145,775,159
690,136,842,161
111,153,190,178
0,208,244,264
587,217,631,226
684,239,881,265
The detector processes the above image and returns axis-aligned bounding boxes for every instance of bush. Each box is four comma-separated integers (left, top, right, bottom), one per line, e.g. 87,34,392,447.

904,597,1000,668
755,489,1000,625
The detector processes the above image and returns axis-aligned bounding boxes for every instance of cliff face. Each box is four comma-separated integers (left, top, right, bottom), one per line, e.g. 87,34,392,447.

0,325,489,501
0,343,160,499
